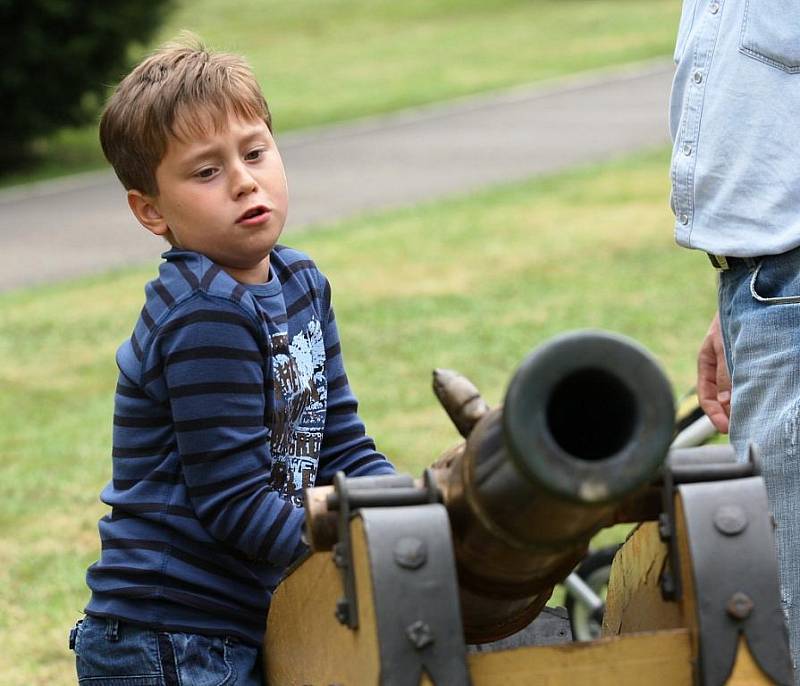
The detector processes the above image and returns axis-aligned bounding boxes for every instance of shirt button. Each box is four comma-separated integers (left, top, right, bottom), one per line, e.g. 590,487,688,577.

683,144,692,156
680,214,690,225
709,2,720,14
693,70,704,84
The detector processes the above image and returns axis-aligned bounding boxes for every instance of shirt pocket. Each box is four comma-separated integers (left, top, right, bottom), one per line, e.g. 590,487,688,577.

739,0,800,73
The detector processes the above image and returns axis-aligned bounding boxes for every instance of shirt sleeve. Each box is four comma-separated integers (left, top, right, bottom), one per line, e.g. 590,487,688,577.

316,279,396,485
143,293,305,569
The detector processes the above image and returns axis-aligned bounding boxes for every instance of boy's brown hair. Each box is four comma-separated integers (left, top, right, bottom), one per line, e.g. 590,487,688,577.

100,35,271,196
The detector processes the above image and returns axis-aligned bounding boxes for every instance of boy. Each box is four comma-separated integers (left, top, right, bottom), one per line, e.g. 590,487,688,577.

70,37,394,684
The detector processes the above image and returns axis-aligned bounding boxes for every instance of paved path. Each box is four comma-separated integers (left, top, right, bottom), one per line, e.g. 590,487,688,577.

0,60,674,292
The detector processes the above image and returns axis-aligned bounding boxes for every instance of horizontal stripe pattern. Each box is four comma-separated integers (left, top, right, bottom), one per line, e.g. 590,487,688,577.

168,381,263,398
87,246,393,646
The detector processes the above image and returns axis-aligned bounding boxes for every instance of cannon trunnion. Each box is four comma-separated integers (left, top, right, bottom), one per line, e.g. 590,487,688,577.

264,331,793,685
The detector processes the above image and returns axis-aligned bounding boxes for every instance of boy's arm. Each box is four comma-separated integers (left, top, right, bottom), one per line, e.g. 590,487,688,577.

145,295,305,568
317,279,396,484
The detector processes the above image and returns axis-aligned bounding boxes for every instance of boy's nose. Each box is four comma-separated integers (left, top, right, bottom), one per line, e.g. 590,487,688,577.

231,166,258,198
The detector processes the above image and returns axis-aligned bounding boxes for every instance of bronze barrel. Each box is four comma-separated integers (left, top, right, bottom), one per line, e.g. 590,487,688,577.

434,330,675,642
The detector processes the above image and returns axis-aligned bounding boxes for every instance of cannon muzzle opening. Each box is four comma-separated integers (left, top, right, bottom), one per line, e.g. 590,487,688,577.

501,330,675,505
547,367,638,461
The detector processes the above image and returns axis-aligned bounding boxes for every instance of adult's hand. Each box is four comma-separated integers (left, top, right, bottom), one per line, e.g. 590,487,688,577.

697,311,731,434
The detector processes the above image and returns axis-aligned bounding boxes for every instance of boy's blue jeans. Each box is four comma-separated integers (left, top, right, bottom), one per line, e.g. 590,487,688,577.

70,615,265,685
719,248,800,681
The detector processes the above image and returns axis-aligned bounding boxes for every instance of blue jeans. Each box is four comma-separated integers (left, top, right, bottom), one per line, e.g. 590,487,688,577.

719,249,800,681
70,615,265,685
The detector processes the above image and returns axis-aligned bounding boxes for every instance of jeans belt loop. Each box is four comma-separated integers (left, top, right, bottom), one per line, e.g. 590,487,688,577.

69,620,83,650
105,617,120,642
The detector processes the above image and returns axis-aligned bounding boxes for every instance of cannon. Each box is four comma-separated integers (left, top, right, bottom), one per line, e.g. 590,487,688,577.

264,331,793,685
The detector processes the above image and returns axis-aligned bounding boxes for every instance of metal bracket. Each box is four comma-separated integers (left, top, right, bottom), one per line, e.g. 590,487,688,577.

659,459,681,601
679,476,793,686
330,470,442,630
658,443,760,602
360,505,471,686
332,470,358,629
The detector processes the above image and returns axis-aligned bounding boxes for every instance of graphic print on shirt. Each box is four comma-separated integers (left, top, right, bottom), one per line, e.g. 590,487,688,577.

268,318,326,506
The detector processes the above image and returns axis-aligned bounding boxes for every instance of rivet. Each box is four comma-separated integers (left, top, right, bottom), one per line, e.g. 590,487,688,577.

394,537,427,569
693,70,704,84
714,504,748,535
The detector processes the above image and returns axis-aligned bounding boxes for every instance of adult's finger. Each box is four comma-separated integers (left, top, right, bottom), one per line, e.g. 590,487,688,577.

696,312,730,434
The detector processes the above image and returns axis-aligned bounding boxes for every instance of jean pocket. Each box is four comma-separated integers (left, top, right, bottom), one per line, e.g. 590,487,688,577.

167,633,233,686
750,255,800,304
76,617,162,685
739,0,800,73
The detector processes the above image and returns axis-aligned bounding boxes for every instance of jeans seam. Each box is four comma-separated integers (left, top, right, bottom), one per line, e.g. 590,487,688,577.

225,639,238,685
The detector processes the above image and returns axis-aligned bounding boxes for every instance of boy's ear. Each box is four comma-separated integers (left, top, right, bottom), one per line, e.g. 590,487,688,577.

127,190,170,238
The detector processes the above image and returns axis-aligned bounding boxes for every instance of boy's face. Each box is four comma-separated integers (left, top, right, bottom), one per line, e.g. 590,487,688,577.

130,114,288,284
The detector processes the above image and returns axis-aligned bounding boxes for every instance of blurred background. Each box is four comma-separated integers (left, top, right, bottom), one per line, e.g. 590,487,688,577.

0,2,717,683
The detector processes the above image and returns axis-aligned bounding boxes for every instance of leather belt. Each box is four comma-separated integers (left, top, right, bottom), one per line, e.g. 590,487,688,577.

706,254,757,271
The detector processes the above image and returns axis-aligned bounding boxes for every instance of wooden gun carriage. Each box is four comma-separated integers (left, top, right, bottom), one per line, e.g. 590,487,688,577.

264,331,793,685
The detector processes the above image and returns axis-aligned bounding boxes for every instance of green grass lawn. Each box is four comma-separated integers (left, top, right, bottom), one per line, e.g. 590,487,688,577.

2,0,680,187
0,145,717,683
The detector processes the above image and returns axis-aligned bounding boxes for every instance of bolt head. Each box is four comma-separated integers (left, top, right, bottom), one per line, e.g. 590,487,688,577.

406,620,435,649
335,598,350,625
727,592,754,620
661,570,677,601
332,543,346,568
658,513,671,541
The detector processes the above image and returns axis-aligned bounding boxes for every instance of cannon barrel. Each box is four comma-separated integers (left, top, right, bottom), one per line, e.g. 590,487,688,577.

304,330,675,644
433,330,674,642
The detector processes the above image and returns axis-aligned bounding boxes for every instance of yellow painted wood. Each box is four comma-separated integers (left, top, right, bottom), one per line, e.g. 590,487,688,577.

264,516,380,684
727,637,776,684
468,629,693,685
602,522,683,637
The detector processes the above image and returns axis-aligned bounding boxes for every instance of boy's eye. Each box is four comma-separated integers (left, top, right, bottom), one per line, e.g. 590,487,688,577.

195,167,216,179
245,148,264,161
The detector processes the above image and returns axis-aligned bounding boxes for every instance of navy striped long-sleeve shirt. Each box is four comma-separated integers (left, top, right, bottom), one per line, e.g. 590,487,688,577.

85,246,394,644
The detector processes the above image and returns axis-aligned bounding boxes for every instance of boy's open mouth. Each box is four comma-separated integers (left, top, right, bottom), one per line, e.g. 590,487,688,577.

236,205,270,224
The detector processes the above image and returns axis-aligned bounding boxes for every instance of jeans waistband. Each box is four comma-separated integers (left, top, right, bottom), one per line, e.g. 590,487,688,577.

79,614,242,645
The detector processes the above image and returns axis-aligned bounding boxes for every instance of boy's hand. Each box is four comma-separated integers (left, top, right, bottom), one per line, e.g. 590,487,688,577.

697,311,731,434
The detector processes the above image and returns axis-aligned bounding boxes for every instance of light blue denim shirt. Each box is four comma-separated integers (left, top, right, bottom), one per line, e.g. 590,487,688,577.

670,0,800,257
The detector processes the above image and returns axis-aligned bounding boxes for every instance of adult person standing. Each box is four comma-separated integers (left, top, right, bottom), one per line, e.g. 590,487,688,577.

670,0,800,677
